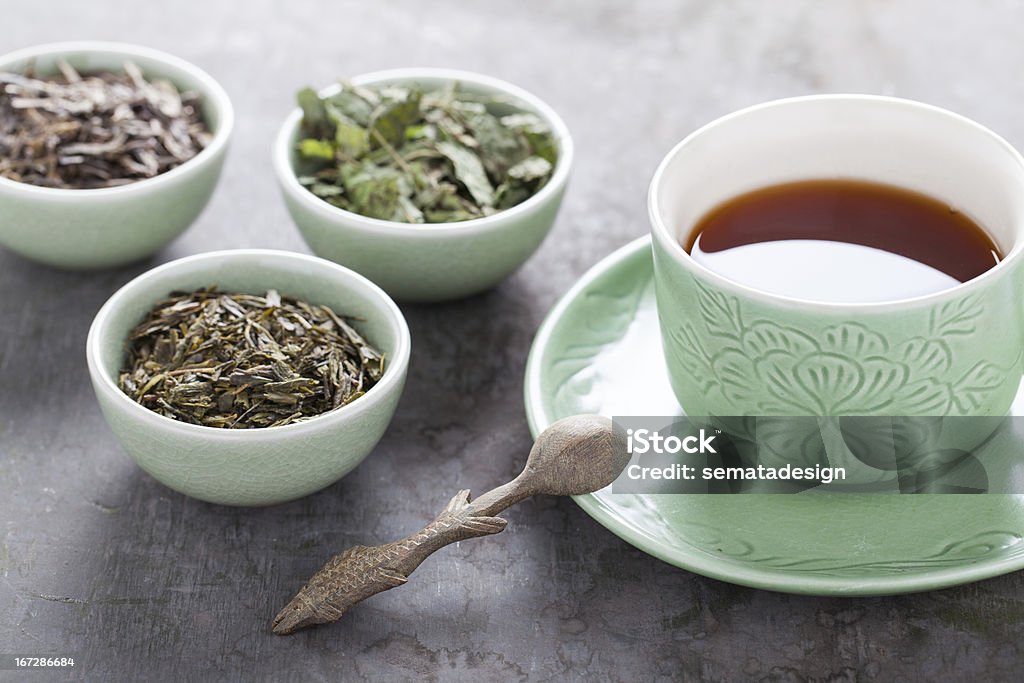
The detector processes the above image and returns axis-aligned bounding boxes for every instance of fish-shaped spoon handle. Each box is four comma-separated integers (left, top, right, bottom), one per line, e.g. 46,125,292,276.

272,414,629,635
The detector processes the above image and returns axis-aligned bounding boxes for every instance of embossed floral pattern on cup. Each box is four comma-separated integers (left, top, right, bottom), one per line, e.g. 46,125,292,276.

664,279,1020,416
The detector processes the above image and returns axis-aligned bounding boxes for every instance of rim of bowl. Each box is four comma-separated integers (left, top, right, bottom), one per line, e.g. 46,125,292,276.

648,93,1024,311
0,40,234,198
272,67,574,237
85,249,411,437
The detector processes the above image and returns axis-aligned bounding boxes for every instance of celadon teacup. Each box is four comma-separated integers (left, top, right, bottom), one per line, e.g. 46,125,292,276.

648,96,1024,483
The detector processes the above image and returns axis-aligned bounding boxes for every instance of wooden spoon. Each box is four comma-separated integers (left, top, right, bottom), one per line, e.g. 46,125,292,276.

272,414,628,635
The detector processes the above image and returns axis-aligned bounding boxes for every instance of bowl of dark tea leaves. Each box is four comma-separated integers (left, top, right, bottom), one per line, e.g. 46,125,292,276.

273,68,573,302
0,41,233,269
86,249,410,506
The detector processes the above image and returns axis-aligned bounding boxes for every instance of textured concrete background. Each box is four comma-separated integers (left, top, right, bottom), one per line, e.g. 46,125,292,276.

3,1,1024,681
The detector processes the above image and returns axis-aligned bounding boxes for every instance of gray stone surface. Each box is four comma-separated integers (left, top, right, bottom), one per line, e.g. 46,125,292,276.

3,1,1024,680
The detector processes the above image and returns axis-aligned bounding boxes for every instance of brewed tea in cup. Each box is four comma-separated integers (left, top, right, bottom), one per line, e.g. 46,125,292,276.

686,178,1001,304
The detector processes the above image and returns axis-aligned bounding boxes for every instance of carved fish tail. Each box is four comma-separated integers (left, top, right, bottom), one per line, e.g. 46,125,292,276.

274,490,510,634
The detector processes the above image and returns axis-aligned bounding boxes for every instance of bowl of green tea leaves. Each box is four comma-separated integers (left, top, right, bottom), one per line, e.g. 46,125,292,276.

0,41,233,269
274,68,573,302
86,249,410,506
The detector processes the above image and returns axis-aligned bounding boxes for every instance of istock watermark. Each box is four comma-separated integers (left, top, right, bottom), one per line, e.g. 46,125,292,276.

627,427,718,454
610,415,1021,494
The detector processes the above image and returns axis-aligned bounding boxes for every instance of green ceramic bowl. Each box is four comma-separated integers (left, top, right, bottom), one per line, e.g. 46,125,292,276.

0,41,233,270
272,68,573,302
86,250,410,506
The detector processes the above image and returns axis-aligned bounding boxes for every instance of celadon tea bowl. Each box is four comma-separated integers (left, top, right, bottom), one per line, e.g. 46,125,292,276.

86,250,410,506
650,95,1024,420
273,68,573,303
0,42,233,269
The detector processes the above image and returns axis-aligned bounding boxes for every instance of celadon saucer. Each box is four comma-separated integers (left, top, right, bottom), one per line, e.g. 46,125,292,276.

524,236,1024,595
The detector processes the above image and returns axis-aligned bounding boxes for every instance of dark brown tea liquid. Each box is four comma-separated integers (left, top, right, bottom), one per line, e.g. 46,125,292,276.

685,179,1002,303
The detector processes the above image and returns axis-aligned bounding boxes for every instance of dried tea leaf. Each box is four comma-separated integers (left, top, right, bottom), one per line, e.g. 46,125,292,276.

499,113,545,130
404,123,433,141
325,87,375,127
508,155,553,182
298,87,330,138
370,89,422,149
0,60,211,189
343,163,405,220
494,181,533,211
463,110,529,178
495,155,555,209
310,182,344,198
299,138,335,160
501,112,557,164
118,288,385,429
292,80,557,223
398,195,425,223
293,80,558,223
326,104,369,158
437,140,494,208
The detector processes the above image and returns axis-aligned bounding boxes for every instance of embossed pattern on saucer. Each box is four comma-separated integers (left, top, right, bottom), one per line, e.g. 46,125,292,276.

524,236,1024,595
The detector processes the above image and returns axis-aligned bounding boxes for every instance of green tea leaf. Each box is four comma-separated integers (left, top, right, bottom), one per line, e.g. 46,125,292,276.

464,110,529,178
370,89,422,149
494,180,533,210
309,182,344,198
452,100,487,115
507,155,552,182
424,208,480,222
397,195,425,223
343,164,404,220
335,122,368,158
502,113,557,164
326,103,368,158
500,112,547,132
525,130,558,165
496,156,553,209
293,80,557,223
405,123,433,141
298,87,330,137
325,87,375,127
298,138,335,161
437,141,494,207
117,288,385,429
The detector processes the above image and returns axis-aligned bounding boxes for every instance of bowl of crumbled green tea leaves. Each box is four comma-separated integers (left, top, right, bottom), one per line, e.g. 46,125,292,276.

86,249,410,506
274,68,573,302
0,41,233,269
118,288,385,430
